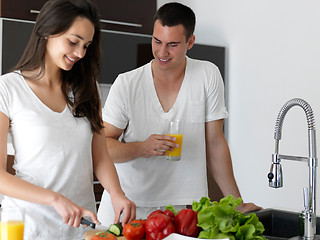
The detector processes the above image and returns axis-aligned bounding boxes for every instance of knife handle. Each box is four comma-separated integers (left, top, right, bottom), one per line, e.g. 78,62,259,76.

81,217,96,229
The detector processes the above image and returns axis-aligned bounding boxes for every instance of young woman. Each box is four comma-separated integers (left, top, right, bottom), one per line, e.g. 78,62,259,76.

0,0,135,239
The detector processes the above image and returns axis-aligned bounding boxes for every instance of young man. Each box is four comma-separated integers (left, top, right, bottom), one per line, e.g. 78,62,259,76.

98,2,261,225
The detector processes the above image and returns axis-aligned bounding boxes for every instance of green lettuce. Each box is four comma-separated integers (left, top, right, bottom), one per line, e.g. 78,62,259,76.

192,196,266,240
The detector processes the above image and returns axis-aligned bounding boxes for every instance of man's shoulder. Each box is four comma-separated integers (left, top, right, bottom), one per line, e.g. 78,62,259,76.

111,62,151,92
188,57,218,68
187,58,221,79
118,62,151,79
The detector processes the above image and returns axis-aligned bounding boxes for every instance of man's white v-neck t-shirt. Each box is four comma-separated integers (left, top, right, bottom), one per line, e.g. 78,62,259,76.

102,57,228,207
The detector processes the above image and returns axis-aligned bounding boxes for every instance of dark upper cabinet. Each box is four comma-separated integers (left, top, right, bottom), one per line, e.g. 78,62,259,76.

94,0,156,35
0,0,156,35
0,0,47,21
1,20,34,74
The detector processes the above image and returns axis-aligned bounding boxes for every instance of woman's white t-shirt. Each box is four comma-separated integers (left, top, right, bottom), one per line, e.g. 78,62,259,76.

0,71,95,240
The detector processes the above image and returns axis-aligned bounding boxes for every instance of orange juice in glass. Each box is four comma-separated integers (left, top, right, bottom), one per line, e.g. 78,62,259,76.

166,120,184,161
0,208,24,240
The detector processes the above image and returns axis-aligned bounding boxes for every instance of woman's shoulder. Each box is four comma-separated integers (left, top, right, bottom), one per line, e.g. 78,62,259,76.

0,71,23,86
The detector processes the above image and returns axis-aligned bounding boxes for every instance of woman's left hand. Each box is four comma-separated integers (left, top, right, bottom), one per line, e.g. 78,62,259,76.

111,193,136,226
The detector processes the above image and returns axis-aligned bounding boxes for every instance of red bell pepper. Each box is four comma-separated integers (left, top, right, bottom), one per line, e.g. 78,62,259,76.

174,209,200,237
145,210,176,240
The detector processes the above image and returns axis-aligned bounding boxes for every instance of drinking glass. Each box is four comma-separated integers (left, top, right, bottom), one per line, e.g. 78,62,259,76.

166,119,184,161
0,207,24,240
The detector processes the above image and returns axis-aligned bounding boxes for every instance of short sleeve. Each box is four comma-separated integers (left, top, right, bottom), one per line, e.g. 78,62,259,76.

205,65,229,122
102,75,129,130
0,78,11,118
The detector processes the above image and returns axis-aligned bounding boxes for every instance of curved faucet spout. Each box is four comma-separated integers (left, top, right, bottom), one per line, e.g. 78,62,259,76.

267,98,318,239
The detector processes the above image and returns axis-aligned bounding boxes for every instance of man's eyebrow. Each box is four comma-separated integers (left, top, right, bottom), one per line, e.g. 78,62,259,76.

153,36,160,42
152,36,181,45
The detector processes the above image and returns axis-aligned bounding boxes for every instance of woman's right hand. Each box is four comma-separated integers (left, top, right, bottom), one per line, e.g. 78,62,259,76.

51,193,99,228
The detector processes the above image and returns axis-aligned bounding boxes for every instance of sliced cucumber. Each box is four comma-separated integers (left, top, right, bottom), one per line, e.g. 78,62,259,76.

109,222,123,236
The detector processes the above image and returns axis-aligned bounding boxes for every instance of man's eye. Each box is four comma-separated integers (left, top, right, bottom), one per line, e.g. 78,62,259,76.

169,44,178,47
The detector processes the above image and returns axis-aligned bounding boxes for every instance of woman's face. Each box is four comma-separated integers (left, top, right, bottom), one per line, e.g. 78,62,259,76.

45,16,95,72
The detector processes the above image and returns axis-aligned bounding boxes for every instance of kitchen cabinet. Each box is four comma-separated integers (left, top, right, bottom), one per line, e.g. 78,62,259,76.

1,19,34,75
0,0,156,34
100,31,152,84
94,0,156,34
0,0,47,21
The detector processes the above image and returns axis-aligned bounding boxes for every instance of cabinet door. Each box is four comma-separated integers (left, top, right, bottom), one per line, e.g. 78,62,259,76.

1,0,156,34
100,31,152,84
1,19,34,74
94,0,156,34
0,0,47,21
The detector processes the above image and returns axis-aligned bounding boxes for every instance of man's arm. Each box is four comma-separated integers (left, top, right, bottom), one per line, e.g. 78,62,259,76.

205,119,262,212
104,121,178,163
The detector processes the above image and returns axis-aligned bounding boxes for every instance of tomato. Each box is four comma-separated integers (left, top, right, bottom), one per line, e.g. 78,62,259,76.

123,220,145,240
131,219,146,227
91,231,117,240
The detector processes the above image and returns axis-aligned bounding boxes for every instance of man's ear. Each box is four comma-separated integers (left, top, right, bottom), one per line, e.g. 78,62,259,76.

187,35,195,50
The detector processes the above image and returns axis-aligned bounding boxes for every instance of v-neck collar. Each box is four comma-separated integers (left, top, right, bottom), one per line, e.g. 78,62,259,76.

148,57,190,118
18,71,68,115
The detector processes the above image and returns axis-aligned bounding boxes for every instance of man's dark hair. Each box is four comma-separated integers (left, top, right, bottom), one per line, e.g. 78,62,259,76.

153,2,196,41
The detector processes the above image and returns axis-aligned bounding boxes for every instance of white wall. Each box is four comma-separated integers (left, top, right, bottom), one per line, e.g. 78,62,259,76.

158,0,320,214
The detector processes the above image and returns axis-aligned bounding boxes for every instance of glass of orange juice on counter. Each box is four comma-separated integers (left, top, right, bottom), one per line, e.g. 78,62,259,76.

0,208,24,240
166,119,184,161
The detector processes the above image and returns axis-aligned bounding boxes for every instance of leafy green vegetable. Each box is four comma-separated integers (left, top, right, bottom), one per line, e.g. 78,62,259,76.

165,204,177,215
192,196,266,240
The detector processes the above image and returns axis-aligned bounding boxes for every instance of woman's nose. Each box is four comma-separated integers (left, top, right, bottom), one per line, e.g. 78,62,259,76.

75,46,86,59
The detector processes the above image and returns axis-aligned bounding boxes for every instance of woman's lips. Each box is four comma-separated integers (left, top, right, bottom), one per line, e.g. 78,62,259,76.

66,56,76,63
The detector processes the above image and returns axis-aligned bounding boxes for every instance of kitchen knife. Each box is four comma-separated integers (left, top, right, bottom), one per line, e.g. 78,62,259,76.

81,217,109,231
81,217,96,229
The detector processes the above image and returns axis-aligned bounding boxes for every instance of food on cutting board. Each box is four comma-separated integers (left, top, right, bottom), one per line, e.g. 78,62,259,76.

90,195,266,240
109,222,123,237
91,231,118,240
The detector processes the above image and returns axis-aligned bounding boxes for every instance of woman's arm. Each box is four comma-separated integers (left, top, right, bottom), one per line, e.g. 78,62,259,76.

0,112,97,227
92,128,136,226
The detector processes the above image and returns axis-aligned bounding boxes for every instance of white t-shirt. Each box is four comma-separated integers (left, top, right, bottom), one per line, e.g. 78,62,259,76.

102,57,228,207
0,71,95,240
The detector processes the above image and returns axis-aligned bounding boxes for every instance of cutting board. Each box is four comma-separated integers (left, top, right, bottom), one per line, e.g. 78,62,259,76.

85,230,126,240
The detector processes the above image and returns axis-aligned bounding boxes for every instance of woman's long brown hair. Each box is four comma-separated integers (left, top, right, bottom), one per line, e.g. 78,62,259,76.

13,0,103,133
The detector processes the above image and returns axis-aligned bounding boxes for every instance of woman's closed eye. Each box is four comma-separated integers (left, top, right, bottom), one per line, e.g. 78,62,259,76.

69,40,77,46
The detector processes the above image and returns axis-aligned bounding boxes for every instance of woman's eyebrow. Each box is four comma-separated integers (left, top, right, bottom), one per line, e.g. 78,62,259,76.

71,34,92,44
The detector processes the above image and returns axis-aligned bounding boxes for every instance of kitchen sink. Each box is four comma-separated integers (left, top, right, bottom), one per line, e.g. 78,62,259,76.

254,208,320,239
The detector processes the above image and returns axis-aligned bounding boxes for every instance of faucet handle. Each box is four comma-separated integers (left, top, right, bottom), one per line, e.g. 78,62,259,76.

303,187,309,210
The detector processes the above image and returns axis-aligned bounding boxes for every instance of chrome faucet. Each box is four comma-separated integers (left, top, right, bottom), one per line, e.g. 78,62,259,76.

267,98,318,239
